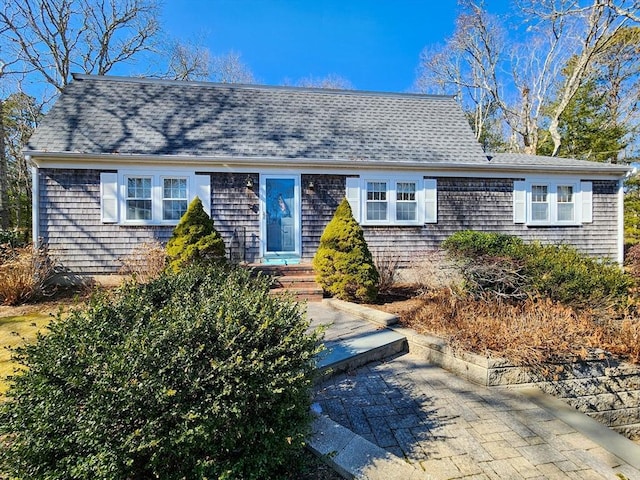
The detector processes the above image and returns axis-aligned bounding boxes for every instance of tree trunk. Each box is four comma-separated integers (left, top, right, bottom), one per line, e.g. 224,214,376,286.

0,98,9,230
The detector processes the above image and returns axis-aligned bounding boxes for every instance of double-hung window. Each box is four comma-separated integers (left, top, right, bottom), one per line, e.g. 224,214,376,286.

396,182,417,222
347,177,435,226
514,179,590,226
366,181,388,221
100,171,210,225
126,176,152,221
531,185,549,222
162,177,188,221
557,185,575,222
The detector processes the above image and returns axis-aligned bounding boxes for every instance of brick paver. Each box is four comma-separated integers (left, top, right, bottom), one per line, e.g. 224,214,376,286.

314,353,640,479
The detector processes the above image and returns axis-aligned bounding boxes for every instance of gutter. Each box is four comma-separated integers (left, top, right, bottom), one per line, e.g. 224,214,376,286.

24,150,632,177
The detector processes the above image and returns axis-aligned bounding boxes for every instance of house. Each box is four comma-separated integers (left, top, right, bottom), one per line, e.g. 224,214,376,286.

26,74,630,281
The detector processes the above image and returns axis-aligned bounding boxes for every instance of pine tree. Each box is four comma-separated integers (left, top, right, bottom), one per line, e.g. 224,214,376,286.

313,198,379,302
166,197,225,271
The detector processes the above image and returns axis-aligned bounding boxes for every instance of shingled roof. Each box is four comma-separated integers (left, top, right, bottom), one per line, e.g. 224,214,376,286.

27,74,488,164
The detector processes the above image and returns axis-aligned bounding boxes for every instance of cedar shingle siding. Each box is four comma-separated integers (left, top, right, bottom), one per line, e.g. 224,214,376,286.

39,170,619,274
39,169,173,274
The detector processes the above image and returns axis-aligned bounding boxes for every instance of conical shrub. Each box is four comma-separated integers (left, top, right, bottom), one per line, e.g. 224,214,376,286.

166,197,225,271
313,198,379,302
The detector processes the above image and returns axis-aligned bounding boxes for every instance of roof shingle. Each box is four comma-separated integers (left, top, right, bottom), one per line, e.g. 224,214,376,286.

27,75,488,164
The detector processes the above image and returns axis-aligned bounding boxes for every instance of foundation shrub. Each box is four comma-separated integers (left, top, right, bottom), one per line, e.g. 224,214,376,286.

0,245,56,305
313,198,379,302
166,197,225,272
0,263,321,480
119,240,167,283
443,230,630,310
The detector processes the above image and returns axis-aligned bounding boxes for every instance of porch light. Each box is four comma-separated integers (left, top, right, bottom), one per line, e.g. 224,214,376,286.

246,176,254,189
307,180,315,190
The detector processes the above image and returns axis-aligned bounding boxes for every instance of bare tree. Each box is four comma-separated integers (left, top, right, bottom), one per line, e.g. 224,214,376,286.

0,0,160,92
210,51,255,84
164,39,212,81
415,1,504,143
415,0,640,156
294,74,354,89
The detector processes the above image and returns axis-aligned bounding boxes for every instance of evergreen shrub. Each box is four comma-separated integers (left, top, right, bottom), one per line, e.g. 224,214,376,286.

0,264,321,479
443,230,630,310
313,198,379,302
166,197,225,271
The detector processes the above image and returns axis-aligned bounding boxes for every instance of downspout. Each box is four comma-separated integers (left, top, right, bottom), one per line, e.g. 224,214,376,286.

618,178,625,265
29,157,39,246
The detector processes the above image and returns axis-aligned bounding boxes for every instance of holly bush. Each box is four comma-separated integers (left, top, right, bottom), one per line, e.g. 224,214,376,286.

166,196,226,271
0,263,321,479
313,198,379,302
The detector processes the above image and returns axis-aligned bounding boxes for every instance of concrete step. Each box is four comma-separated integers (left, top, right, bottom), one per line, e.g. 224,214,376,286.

316,329,408,377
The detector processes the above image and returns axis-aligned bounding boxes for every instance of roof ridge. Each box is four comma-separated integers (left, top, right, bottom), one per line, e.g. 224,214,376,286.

70,73,455,100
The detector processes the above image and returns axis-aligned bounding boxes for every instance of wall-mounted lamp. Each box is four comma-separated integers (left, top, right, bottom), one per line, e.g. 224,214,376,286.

307,180,315,191
246,176,254,189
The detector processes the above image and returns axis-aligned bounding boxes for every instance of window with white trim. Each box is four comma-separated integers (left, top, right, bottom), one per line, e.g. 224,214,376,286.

513,179,591,226
345,177,436,226
100,171,211,225
531,185,549,222
126,176,152,221
396,182,417,221
366,181,388,221
162,177,188,220
557,185,575,222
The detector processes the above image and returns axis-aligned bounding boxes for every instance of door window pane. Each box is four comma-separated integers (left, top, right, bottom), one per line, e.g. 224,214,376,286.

266,178,295,252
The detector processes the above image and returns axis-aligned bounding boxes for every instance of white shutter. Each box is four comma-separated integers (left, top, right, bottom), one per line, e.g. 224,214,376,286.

581,181,593,223
195,174,211,216
100,172,118,223
424,179,437,223
513,180,526,224
345,177,360,222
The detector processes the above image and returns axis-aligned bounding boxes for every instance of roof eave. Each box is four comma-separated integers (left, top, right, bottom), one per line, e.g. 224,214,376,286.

25,151,632,177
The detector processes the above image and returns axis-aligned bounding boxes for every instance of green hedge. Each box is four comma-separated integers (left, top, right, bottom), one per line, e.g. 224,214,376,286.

443,230,630,310
0,264,321,479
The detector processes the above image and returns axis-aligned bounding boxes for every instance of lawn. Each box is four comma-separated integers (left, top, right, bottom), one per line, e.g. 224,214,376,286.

0,312,52,396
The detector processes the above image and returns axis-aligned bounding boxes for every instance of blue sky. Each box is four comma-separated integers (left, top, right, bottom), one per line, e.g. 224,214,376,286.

160,0,510,93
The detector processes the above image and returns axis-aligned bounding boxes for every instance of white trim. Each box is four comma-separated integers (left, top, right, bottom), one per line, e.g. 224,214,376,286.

100,172,119,223
27,151,630,178
424,178,437,223
360,176,426,226
523,178,583,226
345,176,361,222
31,164,39,245
618,179,625,265
259,174,301,259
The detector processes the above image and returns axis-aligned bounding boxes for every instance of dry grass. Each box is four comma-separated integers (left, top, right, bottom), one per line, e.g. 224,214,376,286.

0,246,57,306
393,288,640,367
119,241,167,283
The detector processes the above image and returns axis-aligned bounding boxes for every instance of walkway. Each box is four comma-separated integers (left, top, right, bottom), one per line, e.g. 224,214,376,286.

306,300,640,480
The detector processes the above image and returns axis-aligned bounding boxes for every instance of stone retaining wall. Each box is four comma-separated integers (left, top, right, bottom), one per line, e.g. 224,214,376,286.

395,326,640,441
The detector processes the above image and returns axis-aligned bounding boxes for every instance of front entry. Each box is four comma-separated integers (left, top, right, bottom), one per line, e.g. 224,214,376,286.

261,175,301,263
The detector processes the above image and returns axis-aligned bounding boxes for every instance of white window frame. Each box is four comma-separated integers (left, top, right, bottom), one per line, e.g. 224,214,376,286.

124,175,153,222
161,176,189,221
522,178,583,226
108,170,206,226
360,177,425,226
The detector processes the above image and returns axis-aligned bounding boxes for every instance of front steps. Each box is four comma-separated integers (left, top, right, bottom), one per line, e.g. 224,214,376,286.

250,264,324,302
